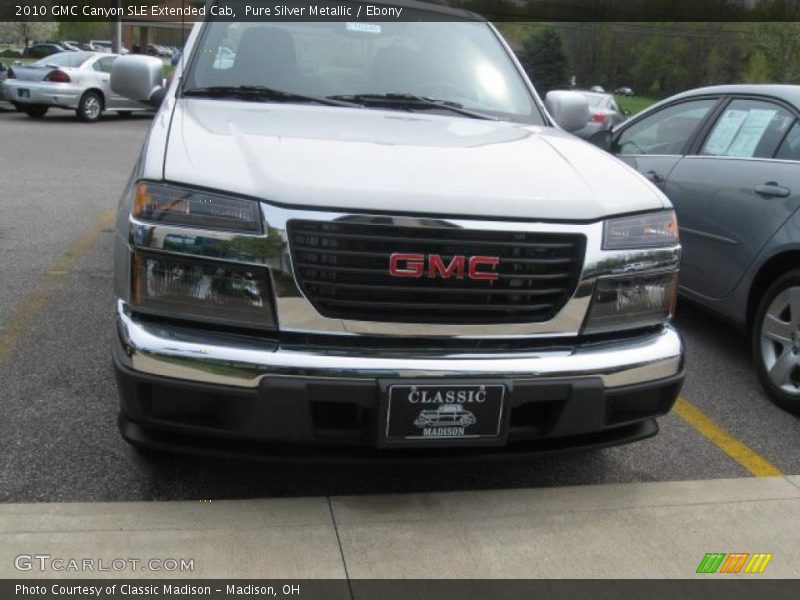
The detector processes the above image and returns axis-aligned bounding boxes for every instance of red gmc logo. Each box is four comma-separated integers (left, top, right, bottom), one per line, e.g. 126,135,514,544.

389,253,500,281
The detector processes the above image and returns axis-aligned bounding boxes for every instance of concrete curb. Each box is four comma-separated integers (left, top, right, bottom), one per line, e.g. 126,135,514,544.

2,476,798,578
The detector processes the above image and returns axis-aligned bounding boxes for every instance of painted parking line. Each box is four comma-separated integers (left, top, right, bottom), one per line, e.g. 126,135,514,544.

674,396,783,477
0,209,116,364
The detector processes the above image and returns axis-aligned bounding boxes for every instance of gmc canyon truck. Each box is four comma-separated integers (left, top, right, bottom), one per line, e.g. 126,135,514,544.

110,1,684,458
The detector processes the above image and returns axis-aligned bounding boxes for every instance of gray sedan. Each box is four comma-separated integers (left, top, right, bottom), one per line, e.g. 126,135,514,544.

592,84,800,414
2,51,149,122
0,61,9,105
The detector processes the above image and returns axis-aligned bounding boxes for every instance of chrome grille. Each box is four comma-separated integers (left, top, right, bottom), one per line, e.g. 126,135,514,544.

288,220,585,324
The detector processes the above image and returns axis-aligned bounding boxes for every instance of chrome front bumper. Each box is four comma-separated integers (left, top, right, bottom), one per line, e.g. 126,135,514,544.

114,300,683,389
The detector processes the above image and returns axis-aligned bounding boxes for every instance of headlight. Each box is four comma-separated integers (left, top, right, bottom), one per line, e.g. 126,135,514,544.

603,211,678,250
133,182,262,232
583,272,677,334
131,251,276,329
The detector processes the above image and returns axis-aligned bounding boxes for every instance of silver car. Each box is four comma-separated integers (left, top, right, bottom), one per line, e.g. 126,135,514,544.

2,51,149,122
106,13,684,458
567,91,628,139
593,85,800,413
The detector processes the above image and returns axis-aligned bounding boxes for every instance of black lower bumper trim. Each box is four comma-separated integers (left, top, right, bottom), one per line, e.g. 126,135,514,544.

118,413,659,464
115,354,682,461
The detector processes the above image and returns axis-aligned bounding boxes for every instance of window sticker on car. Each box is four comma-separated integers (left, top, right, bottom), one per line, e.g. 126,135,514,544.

703,109,748,155
726,109,777,157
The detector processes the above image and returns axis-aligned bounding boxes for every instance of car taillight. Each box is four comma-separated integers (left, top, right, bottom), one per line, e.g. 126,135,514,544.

6,68,15,79
590,113,606,123
45,70,70,83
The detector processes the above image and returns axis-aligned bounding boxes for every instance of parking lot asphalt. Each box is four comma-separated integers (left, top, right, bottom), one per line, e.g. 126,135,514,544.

1,108,798,503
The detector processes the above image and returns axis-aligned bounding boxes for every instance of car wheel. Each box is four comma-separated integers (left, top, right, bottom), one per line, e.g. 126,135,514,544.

76,91,103,122
752,269,800,414
24,105,48,118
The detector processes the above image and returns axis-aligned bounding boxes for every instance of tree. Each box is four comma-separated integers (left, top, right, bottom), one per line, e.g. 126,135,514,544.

519,28,569,94
630,33,690,96
742,49,771,83
753,23,800,83
0,21,57,48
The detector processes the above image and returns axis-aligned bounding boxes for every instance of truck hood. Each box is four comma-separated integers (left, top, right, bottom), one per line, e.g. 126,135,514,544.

162,99,667,221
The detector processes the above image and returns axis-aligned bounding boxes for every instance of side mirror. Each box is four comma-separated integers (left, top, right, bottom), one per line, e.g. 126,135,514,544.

544,91,590,133
111,54,165,106
588,129,613,151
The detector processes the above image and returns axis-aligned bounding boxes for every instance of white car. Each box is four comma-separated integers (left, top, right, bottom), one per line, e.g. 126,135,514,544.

89,40,113,53
2,51,149,121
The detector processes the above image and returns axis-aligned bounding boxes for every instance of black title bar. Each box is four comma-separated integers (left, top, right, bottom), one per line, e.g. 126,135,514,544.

4,579,800,600
1,0,800,22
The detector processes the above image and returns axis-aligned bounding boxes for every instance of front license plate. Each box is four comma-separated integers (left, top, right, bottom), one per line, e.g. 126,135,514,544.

17,89,29,98
384,384,506,442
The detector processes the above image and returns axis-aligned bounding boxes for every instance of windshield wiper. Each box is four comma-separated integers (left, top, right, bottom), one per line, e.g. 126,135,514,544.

183,85,360,108
326,93,498,120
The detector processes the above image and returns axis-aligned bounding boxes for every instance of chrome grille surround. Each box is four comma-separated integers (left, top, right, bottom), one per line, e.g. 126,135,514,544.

128,202,681,338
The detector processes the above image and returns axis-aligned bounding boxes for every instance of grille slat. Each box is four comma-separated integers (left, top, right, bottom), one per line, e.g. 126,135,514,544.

316,298,556,312
314,300,551,313
288,220,585,324
293,231,576,249
303,279,567,297
295,263,573,281
296,251,574,266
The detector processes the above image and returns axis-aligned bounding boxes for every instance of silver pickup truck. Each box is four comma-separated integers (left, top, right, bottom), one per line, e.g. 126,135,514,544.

110,1,683,458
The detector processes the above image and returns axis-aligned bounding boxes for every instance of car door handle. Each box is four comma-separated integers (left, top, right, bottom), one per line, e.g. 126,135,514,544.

755,182,791,198
645,170,665,184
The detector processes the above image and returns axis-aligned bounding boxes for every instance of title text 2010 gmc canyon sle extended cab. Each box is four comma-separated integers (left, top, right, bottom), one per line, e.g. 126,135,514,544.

110,2,684,459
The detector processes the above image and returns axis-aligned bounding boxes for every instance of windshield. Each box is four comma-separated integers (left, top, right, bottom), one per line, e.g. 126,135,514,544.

36,51,94,67
581,93,608,108
183,20,542,124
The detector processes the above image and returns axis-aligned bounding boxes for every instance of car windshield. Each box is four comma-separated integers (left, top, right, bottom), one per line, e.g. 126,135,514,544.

581,93,608,108
183,19,542,124
36,51,94,67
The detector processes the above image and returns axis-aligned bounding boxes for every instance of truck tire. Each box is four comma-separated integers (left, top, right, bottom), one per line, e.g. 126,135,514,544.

752,269,800,414
76,90,103,122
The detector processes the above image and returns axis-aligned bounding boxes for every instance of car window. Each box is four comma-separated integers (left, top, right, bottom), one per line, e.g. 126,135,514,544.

616,99,717,156
775,121,800,161
582,93,605,108
38,52,93,68
28,45,53,57
92,56,117,73
700,99,795,159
